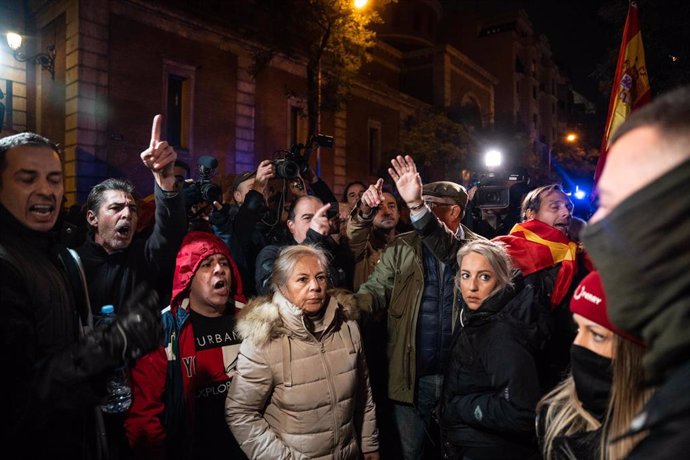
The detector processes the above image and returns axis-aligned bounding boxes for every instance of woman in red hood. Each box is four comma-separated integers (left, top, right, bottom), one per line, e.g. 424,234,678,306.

124,231,247,460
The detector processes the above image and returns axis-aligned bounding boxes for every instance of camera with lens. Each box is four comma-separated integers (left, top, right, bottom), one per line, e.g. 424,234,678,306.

473,171,529,209
182,155,223,208
272,133,335,179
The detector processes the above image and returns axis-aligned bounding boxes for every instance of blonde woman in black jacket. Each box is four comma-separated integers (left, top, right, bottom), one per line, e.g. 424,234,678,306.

438,240,544,460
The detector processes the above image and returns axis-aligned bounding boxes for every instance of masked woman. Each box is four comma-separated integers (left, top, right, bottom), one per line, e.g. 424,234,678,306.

225,244,379,460
536,271,651,459
438,240,544,459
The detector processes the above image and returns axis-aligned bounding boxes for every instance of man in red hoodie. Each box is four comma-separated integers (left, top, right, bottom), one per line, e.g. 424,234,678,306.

125,231,247,460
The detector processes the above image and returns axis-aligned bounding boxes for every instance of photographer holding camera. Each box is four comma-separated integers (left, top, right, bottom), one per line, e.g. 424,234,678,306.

209,159,275,298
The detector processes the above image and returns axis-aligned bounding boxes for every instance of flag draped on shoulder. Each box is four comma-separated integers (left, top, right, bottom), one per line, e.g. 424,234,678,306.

594,1,651,187
493,220,580,307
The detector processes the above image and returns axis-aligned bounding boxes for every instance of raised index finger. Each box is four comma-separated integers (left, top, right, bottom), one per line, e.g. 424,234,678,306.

314,203,331,217
150,114,162,146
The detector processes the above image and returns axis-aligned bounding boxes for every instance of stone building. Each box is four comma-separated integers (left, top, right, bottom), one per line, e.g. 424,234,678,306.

1,0,497,204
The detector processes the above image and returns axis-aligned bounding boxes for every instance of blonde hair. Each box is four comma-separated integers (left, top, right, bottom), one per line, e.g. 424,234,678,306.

601,335,652,459
537,375,601,460
455,239,515,299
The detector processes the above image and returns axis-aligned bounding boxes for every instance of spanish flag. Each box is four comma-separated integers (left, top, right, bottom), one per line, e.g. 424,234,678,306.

594,1,651,187
493,220,581,307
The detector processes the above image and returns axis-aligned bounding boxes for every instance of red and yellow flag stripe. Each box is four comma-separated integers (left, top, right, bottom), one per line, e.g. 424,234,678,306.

594,2,651,186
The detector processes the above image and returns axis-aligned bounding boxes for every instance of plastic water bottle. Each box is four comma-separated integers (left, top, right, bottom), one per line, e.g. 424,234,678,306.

96,305,132,414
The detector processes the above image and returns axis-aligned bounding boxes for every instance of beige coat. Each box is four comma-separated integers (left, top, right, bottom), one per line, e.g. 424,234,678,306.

225,290,379,460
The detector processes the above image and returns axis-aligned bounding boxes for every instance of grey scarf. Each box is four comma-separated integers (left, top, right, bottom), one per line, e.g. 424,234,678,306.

581,158,690,383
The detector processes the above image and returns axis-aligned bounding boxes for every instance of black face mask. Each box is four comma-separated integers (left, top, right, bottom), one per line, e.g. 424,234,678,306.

570,344,612,421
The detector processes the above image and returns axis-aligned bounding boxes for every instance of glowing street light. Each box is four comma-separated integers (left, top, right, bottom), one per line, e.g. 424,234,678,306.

354,0,368,9
6,32,22,50
565,132,578,143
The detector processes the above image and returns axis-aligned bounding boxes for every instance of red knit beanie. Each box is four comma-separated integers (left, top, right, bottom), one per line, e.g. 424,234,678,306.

570,271,644,345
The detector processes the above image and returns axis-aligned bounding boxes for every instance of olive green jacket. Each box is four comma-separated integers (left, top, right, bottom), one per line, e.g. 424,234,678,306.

355,211,482,404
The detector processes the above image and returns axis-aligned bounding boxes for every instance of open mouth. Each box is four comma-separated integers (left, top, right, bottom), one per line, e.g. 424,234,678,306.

212,279,230,296
554,222,569,232
115,224,131,238
213,280,226,289
29,204,55,217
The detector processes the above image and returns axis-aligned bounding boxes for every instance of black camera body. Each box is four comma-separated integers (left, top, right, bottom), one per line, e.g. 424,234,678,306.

473,172,529,209
183,155,223,206
273,155,307,180
273,134,335,179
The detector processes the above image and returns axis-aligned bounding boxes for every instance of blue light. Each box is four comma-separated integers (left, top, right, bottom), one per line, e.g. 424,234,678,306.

573,185,586,200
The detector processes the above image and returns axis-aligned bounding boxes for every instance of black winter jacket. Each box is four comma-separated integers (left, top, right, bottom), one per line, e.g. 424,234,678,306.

438,278,544,459
211,189,270,298
0,205,119,459
255,229,354,295
622,361,690,459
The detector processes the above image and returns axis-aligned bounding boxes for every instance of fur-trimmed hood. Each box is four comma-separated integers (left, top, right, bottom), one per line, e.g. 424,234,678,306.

236,288,359,347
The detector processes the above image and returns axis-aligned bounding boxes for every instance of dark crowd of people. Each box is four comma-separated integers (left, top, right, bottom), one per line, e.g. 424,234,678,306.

1,84,689,460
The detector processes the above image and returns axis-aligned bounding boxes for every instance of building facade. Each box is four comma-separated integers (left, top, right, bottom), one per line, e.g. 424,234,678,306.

1,0,497,204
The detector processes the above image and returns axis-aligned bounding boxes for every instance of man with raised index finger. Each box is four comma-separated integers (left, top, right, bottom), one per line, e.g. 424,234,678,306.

77,114,187,312
255,194,354,295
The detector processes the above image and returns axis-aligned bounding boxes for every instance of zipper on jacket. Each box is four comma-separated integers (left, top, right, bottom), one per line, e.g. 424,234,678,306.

320,341,340,451
404,344,412,389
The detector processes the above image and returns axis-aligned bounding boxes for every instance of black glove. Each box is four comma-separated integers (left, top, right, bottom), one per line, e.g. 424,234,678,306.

104,284,163,363
208,203,232,227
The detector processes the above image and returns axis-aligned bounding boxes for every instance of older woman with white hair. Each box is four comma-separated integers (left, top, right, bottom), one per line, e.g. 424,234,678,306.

438,239,544,459
225,244,379,460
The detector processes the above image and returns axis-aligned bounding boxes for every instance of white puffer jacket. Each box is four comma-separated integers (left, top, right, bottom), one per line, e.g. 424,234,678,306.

225,289,379,460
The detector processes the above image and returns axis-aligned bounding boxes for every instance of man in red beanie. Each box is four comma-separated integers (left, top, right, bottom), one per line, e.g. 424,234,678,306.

125,231,247,460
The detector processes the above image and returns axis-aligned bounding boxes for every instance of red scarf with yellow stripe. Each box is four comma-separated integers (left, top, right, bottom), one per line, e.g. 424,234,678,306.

493,219,579,308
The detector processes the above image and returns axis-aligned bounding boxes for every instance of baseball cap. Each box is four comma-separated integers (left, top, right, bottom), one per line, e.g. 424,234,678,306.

232,170,256,192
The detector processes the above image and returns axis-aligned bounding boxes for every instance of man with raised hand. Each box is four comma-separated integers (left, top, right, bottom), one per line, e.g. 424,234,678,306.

395,155,590,391
0,132,162,459
356,156,481,459
347,178,400,290
78,114,187,311
210,159,275,298
255,195,353,295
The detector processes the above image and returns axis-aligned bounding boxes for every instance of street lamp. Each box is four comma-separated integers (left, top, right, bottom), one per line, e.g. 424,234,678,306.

565,132,578,143
5,32,56,80
353,0,369,9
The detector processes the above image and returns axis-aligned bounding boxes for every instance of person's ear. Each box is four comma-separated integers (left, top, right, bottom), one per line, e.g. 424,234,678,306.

287,219,295,235
451,204,462,220
86,210,98,228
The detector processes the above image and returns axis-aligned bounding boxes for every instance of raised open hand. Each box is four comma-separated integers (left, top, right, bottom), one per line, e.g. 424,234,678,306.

388,155,423,208
140,114,177,191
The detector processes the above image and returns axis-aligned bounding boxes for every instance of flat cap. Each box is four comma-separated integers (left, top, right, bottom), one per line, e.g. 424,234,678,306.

231,170,256,192
422,181,468,208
